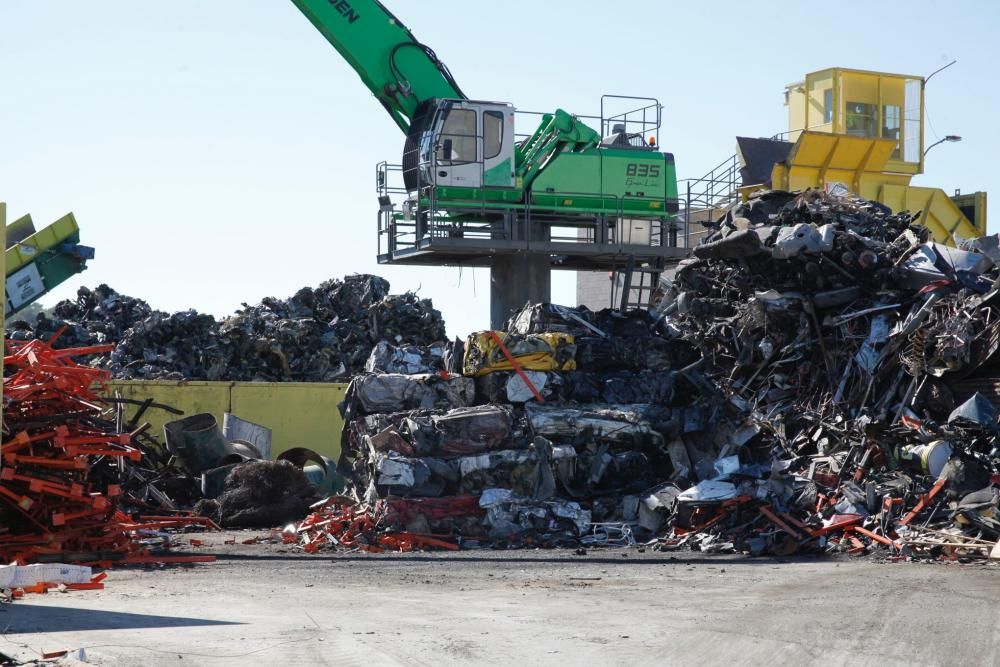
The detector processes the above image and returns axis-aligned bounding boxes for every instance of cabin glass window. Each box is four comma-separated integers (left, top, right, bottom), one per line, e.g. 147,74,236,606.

484,111,504,159
438,108,477,164
846,102,877,137
903,78,922,164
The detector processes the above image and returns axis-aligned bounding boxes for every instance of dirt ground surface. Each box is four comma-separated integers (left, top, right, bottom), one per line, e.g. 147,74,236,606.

3,531,999,666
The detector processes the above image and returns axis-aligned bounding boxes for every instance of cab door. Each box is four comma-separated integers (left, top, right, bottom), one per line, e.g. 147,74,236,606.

481,104,515,188
434,102,481,188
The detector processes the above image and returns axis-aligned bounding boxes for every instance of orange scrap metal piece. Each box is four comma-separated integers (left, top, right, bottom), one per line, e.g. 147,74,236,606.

777,510,816,537
759,505,805,540
383,532,460,551
813,514,863,536
851,525,899,550
900,478,947,526
62,582,105,591
16,577,106,595
41,650,69,660
883,497,904,513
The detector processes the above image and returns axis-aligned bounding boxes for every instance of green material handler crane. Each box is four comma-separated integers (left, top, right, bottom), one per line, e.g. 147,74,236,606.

291,0,686,325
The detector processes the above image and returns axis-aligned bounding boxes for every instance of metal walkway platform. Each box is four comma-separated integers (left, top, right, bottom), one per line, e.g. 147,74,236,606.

377,236,690,270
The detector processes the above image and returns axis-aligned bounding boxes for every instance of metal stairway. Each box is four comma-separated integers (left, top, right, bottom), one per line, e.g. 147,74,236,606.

611,152,744,311
612,256,665,312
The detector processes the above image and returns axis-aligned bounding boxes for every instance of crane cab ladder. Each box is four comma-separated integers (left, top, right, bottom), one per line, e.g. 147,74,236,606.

613,255,666,312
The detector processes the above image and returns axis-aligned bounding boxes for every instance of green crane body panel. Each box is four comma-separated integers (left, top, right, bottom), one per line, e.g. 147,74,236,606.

5,212,92,316
426,148,679,218
484,158,513,187
529,149,678,216
515,110,602,187
289,0,464,132
430,187,523,206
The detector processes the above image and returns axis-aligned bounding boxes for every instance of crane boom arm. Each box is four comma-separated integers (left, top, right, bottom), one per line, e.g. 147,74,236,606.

289,0,465,133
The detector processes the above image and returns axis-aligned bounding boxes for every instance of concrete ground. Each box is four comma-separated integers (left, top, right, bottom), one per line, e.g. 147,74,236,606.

2,532,999,666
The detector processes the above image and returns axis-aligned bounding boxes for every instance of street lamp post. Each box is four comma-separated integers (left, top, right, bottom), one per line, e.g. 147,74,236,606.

924,135,962,156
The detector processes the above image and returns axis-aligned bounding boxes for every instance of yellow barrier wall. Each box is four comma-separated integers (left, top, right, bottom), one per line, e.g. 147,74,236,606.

106,381,348,462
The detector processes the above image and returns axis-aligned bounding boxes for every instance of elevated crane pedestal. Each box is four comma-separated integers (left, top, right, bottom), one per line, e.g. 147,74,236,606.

376,209,689,328
490,254,550,329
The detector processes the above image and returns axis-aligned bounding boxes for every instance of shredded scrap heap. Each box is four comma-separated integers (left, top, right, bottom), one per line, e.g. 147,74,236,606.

7,274,446,381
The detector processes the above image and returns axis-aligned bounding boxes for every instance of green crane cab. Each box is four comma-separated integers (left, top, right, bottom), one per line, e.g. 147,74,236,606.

409,99,517,191
389,96,680,249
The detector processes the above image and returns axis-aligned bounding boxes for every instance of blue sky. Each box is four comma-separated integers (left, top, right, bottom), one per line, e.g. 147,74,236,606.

2,1,997,337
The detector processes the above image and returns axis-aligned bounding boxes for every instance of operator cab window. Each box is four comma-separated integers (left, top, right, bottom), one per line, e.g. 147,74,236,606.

883,104,901,157
846,102,877,137
484,111,504,159
438,108,477,164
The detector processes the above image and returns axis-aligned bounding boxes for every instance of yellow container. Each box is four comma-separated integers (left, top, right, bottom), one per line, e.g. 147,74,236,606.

106,380,348,462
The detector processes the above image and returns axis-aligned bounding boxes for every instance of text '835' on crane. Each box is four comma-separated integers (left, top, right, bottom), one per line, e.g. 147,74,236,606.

291,0,688,327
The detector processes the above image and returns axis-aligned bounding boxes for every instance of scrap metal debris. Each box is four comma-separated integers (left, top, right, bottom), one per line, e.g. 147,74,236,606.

7,187,999,564
6,274,446,381
194,460,319,528
0,338,217,567
292,188,1000,562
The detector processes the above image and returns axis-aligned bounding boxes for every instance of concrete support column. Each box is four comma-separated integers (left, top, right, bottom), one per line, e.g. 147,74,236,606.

490,254,550,329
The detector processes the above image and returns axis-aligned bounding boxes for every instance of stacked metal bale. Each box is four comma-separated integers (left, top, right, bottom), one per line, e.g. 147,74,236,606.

330,306,698,548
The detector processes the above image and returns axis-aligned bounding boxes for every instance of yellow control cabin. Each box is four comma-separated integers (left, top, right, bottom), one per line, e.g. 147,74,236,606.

785,68,925,174
740,67,985,244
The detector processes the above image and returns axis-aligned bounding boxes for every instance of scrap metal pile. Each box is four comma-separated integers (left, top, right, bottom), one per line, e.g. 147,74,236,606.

0,338,216,566
656,188,1000,559
295,307,698,551
296,188,1000,561
6,274,445,381
109,407,332,530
